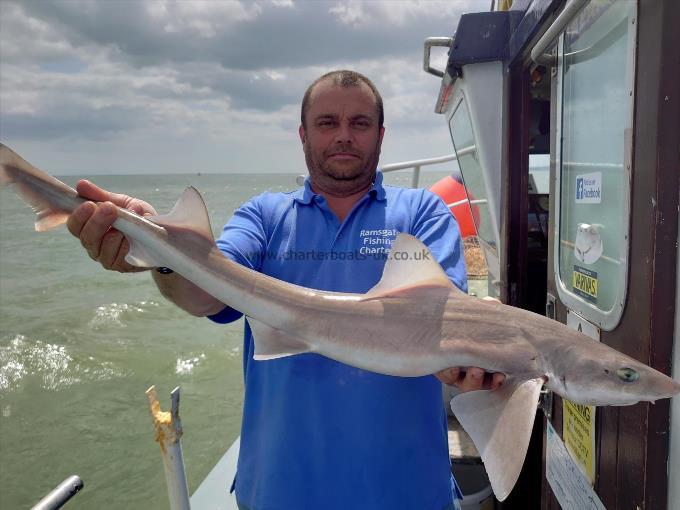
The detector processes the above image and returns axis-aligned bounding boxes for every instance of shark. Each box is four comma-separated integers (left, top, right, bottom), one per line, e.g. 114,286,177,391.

1,143,679,501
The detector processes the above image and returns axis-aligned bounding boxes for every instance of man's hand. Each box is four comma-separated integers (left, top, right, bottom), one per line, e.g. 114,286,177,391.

66,180,226,316
67,180,157,273
436,367,505,392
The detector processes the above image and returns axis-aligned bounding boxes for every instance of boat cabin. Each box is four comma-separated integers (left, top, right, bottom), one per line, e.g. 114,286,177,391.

424,0,679,508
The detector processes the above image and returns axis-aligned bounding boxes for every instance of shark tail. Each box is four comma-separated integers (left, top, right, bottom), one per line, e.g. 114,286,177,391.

0,143,81,231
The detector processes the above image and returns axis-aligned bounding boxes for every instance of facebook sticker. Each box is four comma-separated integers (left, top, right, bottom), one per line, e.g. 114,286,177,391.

575,172,602,204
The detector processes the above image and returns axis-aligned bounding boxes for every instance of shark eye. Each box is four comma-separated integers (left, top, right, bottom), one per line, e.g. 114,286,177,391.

617,367,639,383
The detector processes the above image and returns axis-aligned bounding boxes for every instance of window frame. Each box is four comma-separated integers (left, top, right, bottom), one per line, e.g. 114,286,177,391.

552,0,637,331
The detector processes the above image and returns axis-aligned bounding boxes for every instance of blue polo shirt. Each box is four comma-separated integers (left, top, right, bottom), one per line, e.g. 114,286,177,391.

210,171,467,510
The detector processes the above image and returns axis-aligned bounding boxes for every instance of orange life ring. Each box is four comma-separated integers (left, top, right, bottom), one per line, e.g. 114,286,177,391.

429,176,479,238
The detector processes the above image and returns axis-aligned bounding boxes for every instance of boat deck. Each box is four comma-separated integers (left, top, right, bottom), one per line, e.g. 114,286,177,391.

448,416,481,461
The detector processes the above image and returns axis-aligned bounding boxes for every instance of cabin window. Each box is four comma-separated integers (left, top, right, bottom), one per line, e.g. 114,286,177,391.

449,98,496,254
554,0,636,329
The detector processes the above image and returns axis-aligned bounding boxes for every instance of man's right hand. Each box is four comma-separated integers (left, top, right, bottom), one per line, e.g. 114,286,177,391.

66,180,157,273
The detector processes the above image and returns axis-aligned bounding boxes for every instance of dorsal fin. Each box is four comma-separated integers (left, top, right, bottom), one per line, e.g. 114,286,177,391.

147,187,213,240
125,187,214,269
362,233,455,300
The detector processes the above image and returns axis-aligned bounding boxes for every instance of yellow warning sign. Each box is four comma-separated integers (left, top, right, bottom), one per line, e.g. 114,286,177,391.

572,265,598,303
562,399,596,484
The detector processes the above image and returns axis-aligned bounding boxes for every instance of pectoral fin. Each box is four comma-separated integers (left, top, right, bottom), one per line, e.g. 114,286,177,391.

450,378,544,501
125,240,159,268
248,318,311,360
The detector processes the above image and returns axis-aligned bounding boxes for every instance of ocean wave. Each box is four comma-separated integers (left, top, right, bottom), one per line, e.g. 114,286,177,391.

0,334,122,392
88,300,160,330
175,353,206,375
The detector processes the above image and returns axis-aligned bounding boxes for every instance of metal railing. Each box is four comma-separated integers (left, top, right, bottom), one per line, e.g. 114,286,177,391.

30,476,83,510
381,153,458,188
531,0,590,65
296,151,479,213
447,197,488,209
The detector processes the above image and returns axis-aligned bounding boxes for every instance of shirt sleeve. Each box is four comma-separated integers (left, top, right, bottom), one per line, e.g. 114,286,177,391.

411,190,468,293
207,195,269,324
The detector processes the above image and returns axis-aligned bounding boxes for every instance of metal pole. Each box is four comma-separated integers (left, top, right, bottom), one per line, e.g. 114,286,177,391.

147,385,191,510
531,0,590,65
411,165,421,188
31,475,83,510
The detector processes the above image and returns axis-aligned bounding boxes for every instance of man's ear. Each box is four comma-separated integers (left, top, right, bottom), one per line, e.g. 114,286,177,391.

299,125,306,144
377,126,385,152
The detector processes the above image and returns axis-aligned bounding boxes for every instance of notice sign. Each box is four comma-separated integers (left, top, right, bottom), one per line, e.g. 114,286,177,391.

546,421,605,510
563,400,596,484
575,172,602,204
563,310,599,485
573,265,598,303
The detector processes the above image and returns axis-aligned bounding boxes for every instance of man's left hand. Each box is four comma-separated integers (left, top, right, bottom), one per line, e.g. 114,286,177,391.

436,367,505,392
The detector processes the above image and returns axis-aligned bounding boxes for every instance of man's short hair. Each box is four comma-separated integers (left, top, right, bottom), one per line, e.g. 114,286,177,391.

301,70,384,128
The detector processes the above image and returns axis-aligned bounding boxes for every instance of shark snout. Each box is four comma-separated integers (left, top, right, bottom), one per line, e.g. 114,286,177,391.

669,377,680,397
647,374,680,401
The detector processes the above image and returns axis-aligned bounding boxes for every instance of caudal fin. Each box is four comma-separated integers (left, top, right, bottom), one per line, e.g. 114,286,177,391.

0,143,81,231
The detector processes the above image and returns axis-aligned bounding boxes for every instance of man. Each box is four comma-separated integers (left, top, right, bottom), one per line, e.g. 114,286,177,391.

68,70,503,510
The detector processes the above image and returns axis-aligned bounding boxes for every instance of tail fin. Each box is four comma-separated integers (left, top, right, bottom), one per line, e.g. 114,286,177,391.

0,143,81,231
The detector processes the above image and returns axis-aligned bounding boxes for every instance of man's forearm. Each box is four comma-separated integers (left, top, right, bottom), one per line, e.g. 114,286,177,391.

152,270,228,317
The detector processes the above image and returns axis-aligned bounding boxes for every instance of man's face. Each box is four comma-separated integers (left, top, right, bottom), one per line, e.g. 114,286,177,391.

299,80,385,196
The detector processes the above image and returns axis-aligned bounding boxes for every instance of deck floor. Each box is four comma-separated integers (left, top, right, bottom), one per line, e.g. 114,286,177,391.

448,415,481,461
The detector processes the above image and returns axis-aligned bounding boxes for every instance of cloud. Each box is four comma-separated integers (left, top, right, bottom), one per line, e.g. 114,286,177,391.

7,0,469,70
0,0,478,173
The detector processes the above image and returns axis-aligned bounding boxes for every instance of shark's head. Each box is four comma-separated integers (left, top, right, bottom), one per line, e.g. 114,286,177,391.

547,343,680,406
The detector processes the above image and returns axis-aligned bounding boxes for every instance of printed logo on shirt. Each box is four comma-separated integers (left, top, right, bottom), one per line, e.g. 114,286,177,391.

359,229,398,256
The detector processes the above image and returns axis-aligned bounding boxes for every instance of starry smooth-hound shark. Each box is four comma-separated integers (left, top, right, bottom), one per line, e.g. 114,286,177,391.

1,143,678,501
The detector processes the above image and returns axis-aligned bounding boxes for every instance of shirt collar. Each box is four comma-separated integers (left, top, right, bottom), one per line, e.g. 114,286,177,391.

294,170,386,204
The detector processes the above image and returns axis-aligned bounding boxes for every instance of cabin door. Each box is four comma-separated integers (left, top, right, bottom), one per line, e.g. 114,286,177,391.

540,0,678,508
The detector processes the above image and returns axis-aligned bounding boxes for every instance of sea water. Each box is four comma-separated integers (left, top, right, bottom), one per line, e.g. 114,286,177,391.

0,170,448,508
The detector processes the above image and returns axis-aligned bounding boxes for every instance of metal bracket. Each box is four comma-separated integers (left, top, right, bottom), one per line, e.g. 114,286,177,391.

539,389,554,419
423,37,453,78
540,293,558,419
546,292,557,320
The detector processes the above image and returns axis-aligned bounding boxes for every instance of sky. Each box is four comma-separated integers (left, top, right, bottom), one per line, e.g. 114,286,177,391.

0,0,486,175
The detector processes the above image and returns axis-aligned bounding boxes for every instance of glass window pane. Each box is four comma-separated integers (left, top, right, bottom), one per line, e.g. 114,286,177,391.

449,99,496,252
557,0,633,322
